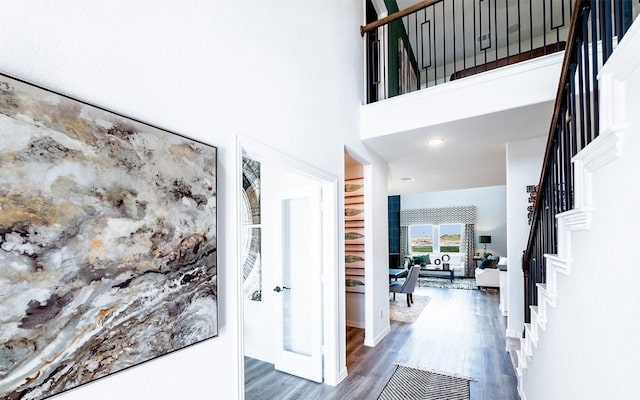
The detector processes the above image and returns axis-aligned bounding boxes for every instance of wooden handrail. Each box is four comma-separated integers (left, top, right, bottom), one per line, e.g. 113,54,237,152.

360,0,441,36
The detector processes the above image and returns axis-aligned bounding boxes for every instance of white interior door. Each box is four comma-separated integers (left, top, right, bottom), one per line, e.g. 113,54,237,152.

274,184,323,382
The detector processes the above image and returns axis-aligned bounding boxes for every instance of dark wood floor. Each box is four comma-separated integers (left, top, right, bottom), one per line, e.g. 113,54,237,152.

245,286,519,400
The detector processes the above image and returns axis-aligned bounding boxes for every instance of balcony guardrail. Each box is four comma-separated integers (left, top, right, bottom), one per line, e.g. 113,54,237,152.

362,0,575,103
523,0,637,326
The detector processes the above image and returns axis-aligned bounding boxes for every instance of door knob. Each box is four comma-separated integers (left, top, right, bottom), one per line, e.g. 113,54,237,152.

273,286,291,293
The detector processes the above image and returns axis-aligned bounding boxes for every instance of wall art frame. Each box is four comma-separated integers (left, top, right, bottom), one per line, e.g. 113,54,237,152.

0,72,218,400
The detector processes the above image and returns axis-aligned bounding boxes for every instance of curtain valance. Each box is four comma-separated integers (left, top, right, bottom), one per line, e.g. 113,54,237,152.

400,206,476,226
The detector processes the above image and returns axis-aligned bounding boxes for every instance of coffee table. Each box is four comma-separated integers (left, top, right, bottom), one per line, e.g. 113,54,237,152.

419,267,454,283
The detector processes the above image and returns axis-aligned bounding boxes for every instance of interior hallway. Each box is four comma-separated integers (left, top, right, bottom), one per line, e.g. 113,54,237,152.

245,286,519,399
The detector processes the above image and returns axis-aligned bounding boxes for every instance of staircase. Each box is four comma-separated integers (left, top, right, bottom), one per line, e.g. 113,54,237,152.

516,11,640,400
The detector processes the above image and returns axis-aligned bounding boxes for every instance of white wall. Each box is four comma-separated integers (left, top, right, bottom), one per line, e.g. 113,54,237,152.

522,19,640,399
505,135,547,338
363,161,391,346
401,185,507,256
0,1,382,398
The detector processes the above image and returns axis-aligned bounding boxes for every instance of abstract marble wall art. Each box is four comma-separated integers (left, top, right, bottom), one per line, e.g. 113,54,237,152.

0,73,217,399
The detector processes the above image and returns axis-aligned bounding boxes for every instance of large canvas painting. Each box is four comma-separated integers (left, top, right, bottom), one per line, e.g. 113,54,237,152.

0,73,218,399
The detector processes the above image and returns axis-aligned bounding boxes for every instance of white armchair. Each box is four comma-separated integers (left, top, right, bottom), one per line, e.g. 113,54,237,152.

475,268,500,289
475,256,506,289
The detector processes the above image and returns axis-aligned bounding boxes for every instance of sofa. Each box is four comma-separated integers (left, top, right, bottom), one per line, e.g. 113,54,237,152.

409,252,465,277
475,256,506,289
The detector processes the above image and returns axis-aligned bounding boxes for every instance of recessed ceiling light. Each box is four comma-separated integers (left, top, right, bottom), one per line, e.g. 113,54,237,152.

428,138,445,146
400,177,415,182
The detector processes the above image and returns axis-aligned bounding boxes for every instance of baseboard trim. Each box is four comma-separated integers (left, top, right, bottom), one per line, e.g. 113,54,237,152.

336,366,348,385
346,320,365,329
364,324,391,347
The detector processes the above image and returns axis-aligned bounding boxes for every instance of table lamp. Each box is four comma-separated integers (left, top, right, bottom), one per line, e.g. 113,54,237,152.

479,235,492,256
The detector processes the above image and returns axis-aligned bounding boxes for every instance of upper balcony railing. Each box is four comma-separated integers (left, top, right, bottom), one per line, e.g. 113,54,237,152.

362,0,575,103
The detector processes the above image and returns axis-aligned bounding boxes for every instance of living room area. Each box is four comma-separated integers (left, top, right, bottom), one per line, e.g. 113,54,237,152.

389,185,507,291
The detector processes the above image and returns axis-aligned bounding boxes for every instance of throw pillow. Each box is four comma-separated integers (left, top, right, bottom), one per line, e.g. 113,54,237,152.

414,255,427,265
479,256,499,269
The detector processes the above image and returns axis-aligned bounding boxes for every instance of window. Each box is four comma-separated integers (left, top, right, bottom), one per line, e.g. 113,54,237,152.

439,224,462,253
409,223,462,254
409,225,433,253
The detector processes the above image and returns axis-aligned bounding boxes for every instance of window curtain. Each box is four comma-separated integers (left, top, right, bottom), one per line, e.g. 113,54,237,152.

399,226,409,264
462,224,475,277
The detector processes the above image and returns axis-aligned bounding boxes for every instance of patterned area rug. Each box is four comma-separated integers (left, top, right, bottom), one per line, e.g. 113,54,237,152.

378,364,474,400
389,295,430,323
418,277,478,290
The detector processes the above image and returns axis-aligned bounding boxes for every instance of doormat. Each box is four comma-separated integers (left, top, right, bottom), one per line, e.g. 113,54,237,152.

389,295,430,323
378,364,474,400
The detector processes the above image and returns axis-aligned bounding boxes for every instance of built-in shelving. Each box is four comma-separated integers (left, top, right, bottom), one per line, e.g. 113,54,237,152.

345,178,365,294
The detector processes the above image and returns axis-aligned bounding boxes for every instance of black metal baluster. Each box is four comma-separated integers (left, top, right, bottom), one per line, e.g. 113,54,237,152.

413,13,419,91
561,0,566,43
563,110,570,214
569,64,578,156
550,0,555,46
518,0,522,56
443,2,447,83
506,0,510,61
434,6,438,86
474,0,478,75
481,0,490,65
543,0,547,53
576,35,587,151
453,0,457,82
557,121,565,214
544,180,551,277
553,137,561,218
383,25,387,100
591,0,599,141
620,0,634,40
494,0,498,67
420,8,431,88
462,0,467,71
530,0,534,57
601,0,613,61
550,165,556,256
581,6,592,146
566,92,574,210
615,0,622,38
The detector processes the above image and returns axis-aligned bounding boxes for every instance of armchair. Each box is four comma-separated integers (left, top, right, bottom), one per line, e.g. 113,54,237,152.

389,265,420,307
475,256,506,289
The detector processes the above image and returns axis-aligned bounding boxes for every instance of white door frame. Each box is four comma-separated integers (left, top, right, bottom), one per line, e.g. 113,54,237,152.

236,135,342,398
